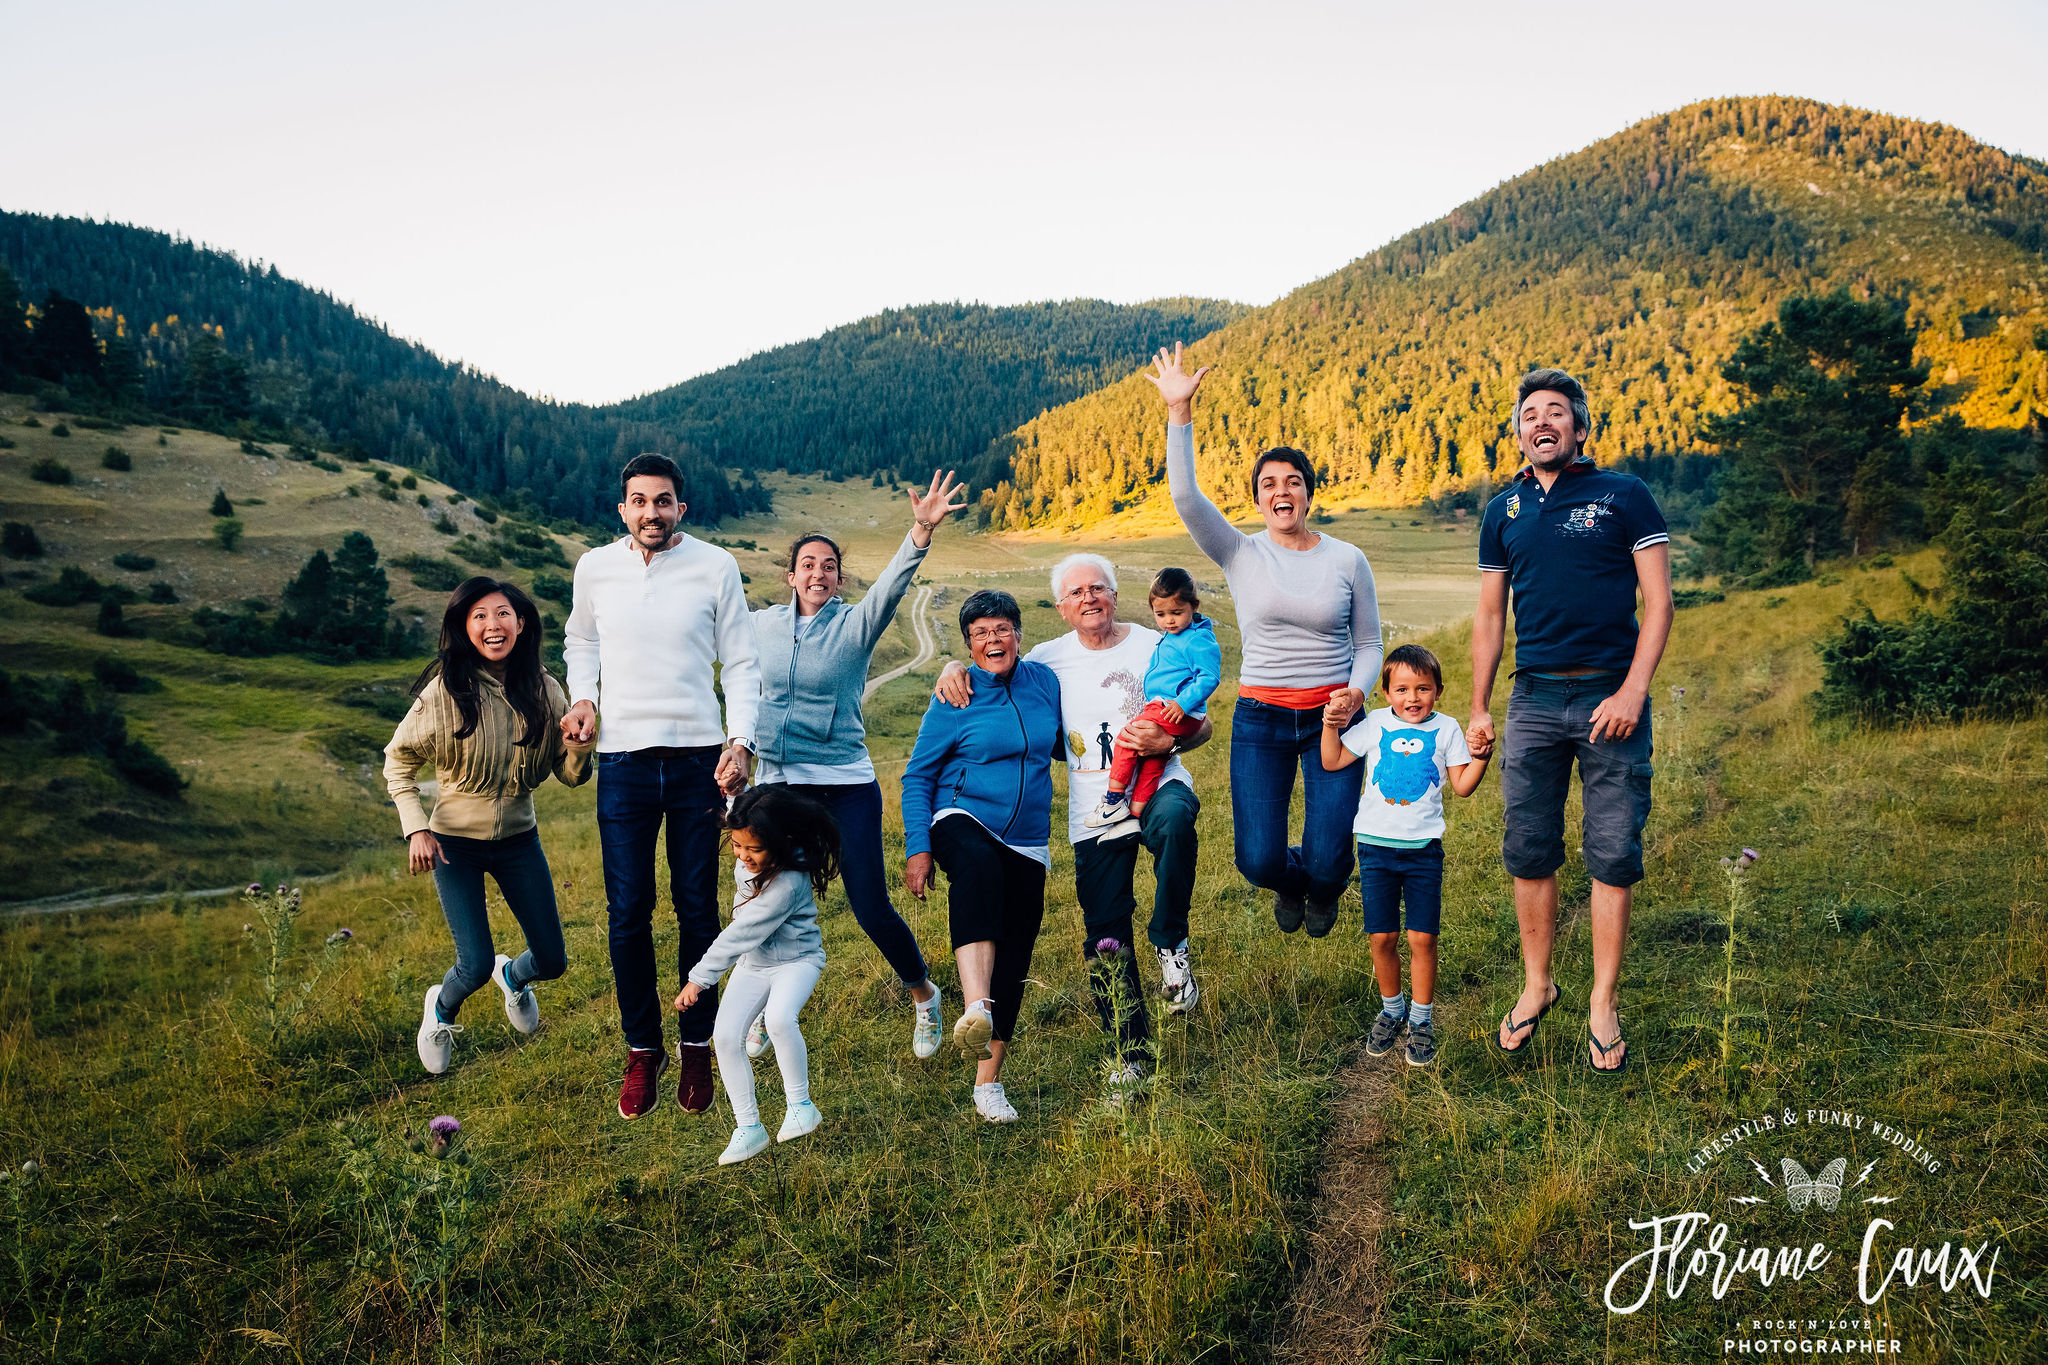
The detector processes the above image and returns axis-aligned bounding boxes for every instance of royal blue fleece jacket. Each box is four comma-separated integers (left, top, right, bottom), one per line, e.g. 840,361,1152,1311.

1142,614,1223,715
900,660,1064,858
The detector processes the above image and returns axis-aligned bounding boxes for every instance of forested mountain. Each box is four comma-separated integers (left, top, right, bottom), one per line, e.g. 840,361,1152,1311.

612,298,1245,481
974,97,2048,531
0,214,766,525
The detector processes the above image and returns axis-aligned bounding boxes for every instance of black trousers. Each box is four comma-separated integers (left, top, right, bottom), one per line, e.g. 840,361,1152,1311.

929,814,1047,1044
1071,779,1201,1058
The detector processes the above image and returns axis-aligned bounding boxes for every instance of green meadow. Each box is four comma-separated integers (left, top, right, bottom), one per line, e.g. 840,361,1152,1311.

2,450,2043,1360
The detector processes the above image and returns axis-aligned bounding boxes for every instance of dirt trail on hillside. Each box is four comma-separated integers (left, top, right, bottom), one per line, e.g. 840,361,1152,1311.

1274,1051,1395,1363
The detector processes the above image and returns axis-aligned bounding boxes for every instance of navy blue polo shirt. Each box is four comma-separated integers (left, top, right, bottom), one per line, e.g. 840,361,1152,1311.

1477,457,1669,674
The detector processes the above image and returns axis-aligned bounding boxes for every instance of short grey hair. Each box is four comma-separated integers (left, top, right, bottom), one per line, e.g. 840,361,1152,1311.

1050,553,1118,601
1513,367,1592,437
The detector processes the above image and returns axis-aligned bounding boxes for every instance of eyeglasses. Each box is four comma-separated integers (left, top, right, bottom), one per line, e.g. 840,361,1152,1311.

1061,583,1114,602
967,624,1018,644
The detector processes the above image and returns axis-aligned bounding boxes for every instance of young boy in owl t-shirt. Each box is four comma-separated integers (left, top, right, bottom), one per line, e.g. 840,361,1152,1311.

1319,644,1491,1067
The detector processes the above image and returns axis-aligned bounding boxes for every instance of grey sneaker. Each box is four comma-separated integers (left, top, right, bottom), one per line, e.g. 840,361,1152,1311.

1365,1008,1407,1057
1303,895,1341,939
1273,890,1306,933
1405,1019,1437,1067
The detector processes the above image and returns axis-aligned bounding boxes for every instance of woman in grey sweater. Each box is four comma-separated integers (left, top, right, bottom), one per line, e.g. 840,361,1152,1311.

1148,343,1385,938
747,470,967,1060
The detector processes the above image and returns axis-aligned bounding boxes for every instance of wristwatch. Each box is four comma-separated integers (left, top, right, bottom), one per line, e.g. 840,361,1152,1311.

727,737,756,755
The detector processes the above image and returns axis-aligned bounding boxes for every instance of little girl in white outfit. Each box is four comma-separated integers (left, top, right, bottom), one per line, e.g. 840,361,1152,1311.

677,785,837,1165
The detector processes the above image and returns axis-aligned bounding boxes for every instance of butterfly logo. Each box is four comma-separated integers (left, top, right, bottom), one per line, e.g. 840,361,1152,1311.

1781,1157,1847,1212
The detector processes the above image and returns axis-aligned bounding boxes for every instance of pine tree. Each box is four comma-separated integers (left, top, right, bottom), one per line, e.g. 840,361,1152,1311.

328,532,393,660
32,290,101,385
209,488,234,517
0,265,30,384
178,331,253,425
278,548,333,644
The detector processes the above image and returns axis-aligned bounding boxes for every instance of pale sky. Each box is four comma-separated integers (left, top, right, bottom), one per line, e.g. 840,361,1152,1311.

5,1,2045,404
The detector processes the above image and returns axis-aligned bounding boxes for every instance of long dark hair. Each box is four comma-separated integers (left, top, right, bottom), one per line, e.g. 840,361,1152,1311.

409,577,550,744
728,785,841,901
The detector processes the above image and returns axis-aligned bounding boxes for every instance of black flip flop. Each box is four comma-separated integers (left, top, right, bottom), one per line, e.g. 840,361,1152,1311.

1587,1025,1630,1077
1494,982,1562,1056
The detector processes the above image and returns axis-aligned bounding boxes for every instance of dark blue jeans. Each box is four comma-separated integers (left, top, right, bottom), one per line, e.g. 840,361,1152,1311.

597,747,725,1050
1230,697,1367,906
430,826,566,1021
773,780,929,988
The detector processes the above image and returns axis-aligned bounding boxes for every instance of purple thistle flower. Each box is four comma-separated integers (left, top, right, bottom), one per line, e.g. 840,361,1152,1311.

246,883,263,896
429,1115,460,1138
1742,849,1760,861
325,928,354,945
1093,937,1123,957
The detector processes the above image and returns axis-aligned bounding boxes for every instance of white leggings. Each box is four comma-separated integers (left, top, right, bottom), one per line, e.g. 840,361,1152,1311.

710,958,822,1127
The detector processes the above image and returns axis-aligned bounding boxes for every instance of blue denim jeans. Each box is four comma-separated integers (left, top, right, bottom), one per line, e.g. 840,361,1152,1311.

1501,673,1655,887
597,747,725,1050
430,826,566,1021
773,780,929,988
1230,697,1367,906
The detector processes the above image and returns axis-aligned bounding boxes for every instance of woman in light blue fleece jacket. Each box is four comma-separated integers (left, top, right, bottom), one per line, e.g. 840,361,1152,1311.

678,785,840,1166
748,471,966,1061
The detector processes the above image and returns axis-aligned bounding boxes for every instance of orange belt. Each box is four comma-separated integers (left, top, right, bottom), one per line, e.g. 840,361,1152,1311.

1239,683,1345,710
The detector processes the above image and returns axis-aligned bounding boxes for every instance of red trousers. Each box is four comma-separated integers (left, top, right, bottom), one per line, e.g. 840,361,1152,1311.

1108,699,1204,808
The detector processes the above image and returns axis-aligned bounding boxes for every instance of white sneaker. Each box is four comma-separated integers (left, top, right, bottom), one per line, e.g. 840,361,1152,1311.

493,953,540,1034
1082,796,1132,829
911,985,943,1060
1104,1059,1148,1110
777,1099,823,1143
745,1012,772,1059
718,1123,771,1165
1157,942,1199,1013
973,1082,1019,1123
415,984,461,1075
1096,817,1142,842
953,1000,994,1056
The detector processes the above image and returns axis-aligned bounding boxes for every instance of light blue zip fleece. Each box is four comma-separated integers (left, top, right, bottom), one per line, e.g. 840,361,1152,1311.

900,660,1063,858
1142,613,1223,714
752,529,928,766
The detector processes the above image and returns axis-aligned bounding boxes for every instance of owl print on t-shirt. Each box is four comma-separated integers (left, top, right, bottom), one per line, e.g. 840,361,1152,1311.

1375,728,1442,805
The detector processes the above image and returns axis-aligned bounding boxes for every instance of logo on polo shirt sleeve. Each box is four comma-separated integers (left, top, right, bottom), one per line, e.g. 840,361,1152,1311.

1505,493,1520,520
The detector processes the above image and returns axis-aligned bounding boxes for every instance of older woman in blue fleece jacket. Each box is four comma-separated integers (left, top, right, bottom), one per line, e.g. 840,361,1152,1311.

900,589,1064,1124
748,471,967,1062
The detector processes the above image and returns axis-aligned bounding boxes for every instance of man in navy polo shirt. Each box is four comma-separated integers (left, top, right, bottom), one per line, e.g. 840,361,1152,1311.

1470,368,1673,1075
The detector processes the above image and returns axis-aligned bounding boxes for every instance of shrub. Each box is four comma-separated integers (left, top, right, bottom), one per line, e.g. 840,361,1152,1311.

112,552,157,572
446,492,465,504
156,433,167,446
213,518,245,552
210,488,234,517
191,605,275,656
450,536,501,569
112,738,186,796
101,446,131,471
529,572,573,606
473,506,498,524
96,594,129,637
93,655,160,694
0,669,184,797
400,474,418,489
313,458,343,473
1673,588,1726,609
288,443,316,461
377,483,399,501
146,581,179,604
49,422,70,437
371,468,391,484
392,553,466,592
30,457,73,484
416,493,430,507
0,434,14,449
3,522,43,558
21,415,40,427
433,514,458,535
23,565,103,607
240,439,269,456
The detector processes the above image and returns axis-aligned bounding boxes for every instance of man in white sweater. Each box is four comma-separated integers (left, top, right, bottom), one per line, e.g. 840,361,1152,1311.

562,453,761,1120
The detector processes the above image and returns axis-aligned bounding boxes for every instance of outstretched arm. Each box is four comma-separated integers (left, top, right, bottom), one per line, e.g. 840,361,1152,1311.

1149,343,1242,570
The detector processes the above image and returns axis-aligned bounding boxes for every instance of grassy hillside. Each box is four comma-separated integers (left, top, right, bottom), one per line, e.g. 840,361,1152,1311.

976,96,2048,531
1,536,2041,1361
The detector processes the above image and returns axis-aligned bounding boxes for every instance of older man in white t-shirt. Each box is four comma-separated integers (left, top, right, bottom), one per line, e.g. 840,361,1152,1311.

936,553,1211,1088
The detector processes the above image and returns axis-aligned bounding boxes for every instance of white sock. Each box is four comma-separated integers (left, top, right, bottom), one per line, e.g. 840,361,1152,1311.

1380,991,1407,1020
681,1040,710,1049
1410,1000,1434,1026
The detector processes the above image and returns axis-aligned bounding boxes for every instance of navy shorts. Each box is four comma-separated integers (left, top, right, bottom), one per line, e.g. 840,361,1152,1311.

1500,673,1654,887
1356,839,1444,936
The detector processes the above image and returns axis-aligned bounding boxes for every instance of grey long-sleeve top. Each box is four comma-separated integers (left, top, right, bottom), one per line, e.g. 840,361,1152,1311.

1166,423,1383,691
686,869,826,987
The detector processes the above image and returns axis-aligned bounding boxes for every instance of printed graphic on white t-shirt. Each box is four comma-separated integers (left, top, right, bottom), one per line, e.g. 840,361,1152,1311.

1341,708,1471,843
1025,625,1191,845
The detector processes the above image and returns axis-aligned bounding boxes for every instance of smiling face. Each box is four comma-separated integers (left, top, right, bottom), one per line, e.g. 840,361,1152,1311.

1383,662,1441,723
966,616,1021,676
1055,563,1118,636
1517,388,1587,471
618,474,683,552
1253,457,1313,536
465,591,523,666
730,826,771,877
787,538,842,614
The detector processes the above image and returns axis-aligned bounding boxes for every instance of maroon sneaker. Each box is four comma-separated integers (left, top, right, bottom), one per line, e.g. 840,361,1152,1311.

676,1042,714,1113
617,1047,668,1120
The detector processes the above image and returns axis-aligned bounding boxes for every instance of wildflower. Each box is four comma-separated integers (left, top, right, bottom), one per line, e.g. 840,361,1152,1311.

326,927,354,945
242,923,253,933
1093,937,1123,957
246,882,262,896
1720,857,1733,868
20,1160,39,1180
428,1115,461,1156
1670,685,1686,700
1736,848,1759,870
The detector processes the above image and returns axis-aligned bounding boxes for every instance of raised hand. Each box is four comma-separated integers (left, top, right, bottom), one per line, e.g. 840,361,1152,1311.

1145,341,1212,422
909,470,969,546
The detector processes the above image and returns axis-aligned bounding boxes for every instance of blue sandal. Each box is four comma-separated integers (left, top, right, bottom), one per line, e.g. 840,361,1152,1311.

1494,982,1561,1056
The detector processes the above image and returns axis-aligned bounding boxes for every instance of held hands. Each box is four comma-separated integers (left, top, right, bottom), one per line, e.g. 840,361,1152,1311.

1145,342,1212,423
1466,726,1495,760
407,830,446,876
1322,687,1367,728
714,742,753,796
560,700,597,746
905,852,935,901
908,470,969,545
934,659,973,708
1587,685,1647,743
1467,710,1496,753
676,981,703,1011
